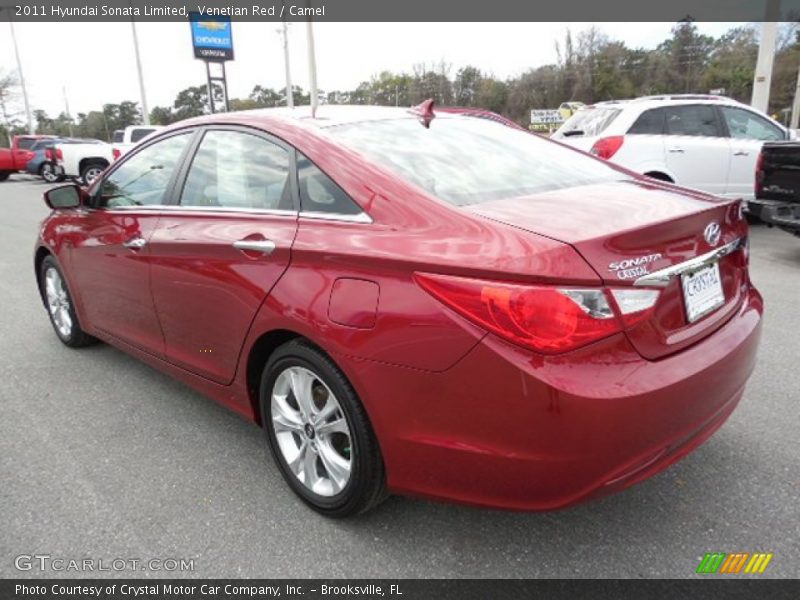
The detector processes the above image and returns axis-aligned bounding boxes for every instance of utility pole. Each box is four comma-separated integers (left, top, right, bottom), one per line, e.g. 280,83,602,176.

791,63,800,129
279,3,294,109
751,0,780,113
306,17,318,116
62,87,74,137
8,15,33,134
130,16,150,125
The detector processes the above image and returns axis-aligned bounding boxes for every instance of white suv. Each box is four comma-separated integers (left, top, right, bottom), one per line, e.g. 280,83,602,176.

552,95,792,200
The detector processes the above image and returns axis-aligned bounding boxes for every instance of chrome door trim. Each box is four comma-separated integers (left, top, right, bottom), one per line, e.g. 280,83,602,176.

633,237,745,288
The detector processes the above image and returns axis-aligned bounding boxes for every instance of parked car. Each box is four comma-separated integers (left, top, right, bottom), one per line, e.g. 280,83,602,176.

751,142,800,237
25,138,63,183
53,139,115,185
111,125,163,160
0,135,54,181
552,95,791,200
25,138,101,183
34,105,762,517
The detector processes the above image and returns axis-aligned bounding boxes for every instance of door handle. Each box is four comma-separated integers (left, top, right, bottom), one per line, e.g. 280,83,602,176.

733,150,750,156
668,147,685,153
123,237,147,250
233,239,276,255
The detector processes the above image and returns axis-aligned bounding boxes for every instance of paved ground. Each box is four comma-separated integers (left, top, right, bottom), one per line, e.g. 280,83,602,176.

1,175,798,579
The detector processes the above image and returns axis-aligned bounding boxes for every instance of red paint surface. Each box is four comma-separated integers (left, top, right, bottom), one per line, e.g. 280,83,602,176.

34,108,763,510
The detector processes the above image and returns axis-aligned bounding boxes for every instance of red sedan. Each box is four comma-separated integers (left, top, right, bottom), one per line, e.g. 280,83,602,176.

34,105,762,517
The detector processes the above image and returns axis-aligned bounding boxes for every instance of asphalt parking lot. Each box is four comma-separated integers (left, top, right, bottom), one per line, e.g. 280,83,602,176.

1,174,798,579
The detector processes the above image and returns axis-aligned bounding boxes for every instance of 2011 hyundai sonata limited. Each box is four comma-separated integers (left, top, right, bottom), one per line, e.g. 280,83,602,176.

34,104,763,517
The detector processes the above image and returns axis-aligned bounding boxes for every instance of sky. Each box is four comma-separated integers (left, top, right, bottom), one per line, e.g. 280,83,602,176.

1,21,746,118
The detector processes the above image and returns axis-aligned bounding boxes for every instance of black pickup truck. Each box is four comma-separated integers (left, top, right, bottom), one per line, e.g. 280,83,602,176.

751,141,800,238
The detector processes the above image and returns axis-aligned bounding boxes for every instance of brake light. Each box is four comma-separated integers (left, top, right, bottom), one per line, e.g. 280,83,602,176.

55,148,63,161
416,273,626,354
754,150,764,196
112,148,121,160
590,136,624,160
45,148,53,161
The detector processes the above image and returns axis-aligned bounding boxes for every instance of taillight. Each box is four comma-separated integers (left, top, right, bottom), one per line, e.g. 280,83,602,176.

754,151,764,197
415,273,660,354
112,148,121,160
45,148,53,161
590,136,624,160
55,148,63,161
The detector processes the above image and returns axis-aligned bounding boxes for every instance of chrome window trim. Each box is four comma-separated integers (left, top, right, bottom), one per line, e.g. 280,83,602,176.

94,205,298,217
299,210,373,224
633,237,745,288
91,205,373,223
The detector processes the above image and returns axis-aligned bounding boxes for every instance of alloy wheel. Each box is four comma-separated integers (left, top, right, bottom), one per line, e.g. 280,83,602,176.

41,164,58,183
45,267,72,338
84,167,103,185
271,366,353,496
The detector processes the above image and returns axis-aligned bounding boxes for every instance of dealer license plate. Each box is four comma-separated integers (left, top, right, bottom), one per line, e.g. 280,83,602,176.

681,262,725,323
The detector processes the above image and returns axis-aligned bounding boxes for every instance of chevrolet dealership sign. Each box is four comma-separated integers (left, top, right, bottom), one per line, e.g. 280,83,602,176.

190,14,234,61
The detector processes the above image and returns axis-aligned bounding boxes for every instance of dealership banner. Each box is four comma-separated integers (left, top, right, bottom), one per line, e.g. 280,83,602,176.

0,0,799,22
2,580,799,599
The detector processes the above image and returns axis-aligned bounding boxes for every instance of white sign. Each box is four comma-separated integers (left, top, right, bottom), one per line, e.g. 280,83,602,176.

530,110,563,125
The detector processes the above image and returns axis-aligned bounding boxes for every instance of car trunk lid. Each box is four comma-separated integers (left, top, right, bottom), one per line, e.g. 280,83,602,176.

467,180,749,359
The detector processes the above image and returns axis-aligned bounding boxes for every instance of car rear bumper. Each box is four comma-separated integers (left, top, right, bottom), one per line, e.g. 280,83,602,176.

347,284,763,511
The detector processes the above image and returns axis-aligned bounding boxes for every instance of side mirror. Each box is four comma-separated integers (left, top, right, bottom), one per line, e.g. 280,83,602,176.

43,184,83,210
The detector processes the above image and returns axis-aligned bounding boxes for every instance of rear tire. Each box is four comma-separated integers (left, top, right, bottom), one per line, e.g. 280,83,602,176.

0,171,10,182
40,163,59,183
39,256,97,348
80,162,107,186
260,339,387,517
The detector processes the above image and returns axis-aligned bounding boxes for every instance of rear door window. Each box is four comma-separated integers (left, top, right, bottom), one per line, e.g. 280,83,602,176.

628,108,666,134
296,153,363,216
665,105,722,137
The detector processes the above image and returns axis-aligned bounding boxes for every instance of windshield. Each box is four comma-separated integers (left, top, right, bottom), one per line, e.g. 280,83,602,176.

556,107,622,138
328,116,628,206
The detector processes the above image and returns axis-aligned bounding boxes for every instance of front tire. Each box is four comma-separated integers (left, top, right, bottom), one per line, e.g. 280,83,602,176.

39,256,96,348
260,340,386,517
0,171,10,182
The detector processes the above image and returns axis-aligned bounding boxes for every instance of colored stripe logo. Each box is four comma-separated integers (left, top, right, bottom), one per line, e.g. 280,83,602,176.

697,552,773,574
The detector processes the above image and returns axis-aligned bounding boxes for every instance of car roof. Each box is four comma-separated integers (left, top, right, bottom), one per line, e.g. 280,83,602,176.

181,105,455,131
584,95,749,112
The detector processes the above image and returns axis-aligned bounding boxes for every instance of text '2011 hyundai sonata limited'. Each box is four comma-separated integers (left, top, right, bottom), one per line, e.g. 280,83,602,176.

34,103,762,517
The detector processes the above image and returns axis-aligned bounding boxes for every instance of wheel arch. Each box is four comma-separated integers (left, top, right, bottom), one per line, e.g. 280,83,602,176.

78,157,109,174
34,245,52,307
643,170,675,183
245,328,304,425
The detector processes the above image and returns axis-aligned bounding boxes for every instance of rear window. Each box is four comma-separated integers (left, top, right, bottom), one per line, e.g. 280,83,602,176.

112,130,124,143
557,107,621,138
328,116,628,207
17,137,38,150
131,128,156,143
